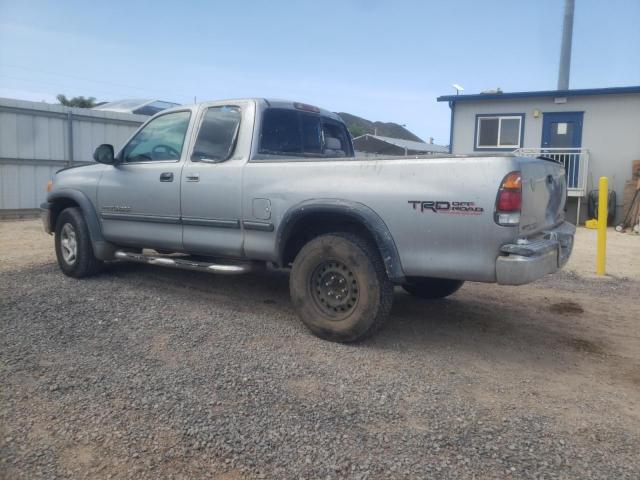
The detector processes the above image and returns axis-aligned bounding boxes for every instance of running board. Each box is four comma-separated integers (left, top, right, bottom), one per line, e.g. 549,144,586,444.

114,250,253,275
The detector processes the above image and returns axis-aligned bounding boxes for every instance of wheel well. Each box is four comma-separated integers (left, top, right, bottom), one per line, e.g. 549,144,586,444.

50,198,80,230
280,212,379,267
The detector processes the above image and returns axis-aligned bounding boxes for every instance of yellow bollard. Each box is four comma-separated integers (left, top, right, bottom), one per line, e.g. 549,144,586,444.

596,177,608,275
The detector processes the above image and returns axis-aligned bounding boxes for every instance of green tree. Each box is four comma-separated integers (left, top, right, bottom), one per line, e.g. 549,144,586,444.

347,125,366,138
56,94,98,108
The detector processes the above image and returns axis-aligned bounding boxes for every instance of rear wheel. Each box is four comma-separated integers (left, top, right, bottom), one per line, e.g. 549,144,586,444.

55,207,103,278
290,233,393,343
402,277,464,299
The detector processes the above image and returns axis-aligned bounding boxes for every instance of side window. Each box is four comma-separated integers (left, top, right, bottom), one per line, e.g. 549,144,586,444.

322,119,352,157
122,111,191,162
192,106,242,162
259,109,301,155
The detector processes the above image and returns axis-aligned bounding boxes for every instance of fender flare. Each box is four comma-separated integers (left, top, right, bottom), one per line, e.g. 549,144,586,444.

276,199,406,282
47,189,114,260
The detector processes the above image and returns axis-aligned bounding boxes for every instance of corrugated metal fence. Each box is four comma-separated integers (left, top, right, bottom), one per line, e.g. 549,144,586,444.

0,97,146,212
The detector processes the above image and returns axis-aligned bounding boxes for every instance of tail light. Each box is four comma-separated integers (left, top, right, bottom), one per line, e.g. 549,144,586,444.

495,172,521,226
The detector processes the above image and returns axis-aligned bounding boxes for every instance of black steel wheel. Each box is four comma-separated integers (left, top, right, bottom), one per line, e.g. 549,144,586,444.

290,232,392,343
310,260,360,319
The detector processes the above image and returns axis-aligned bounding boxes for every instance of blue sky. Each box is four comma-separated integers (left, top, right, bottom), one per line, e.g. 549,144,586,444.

0,0,638,143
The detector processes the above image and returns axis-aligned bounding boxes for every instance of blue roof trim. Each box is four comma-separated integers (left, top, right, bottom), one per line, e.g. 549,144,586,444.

437,85,640,103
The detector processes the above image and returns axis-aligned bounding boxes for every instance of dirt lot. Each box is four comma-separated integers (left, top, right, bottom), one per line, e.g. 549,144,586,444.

1,220,639,479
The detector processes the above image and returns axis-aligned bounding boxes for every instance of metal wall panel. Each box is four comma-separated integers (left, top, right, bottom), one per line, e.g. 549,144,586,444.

0,97,146,210
0,112,18,158
0,164,19,209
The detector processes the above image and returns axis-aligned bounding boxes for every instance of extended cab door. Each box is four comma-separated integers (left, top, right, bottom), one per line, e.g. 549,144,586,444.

97,110,192,250
180,102,253,257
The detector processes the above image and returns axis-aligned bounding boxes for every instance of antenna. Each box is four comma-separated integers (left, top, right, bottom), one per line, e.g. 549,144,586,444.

452,84,464,95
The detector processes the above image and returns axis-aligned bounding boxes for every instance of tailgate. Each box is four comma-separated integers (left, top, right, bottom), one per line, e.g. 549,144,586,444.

518,157,567,236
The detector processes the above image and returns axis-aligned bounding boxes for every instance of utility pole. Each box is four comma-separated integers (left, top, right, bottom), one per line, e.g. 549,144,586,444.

557,0,575,90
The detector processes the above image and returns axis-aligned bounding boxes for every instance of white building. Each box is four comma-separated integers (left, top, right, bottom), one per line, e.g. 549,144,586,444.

437,86,640,223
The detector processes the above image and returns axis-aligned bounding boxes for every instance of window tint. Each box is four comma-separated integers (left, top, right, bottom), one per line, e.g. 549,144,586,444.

260,109,301,155
192,106,242,162
322,119,351,157
123,111,191,162
259,108,354,158
301,113,322,154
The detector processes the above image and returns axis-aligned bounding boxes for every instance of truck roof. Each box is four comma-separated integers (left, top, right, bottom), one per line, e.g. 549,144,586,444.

164,98,344,123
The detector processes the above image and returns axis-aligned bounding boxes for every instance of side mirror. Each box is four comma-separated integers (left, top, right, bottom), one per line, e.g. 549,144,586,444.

93,144,115,164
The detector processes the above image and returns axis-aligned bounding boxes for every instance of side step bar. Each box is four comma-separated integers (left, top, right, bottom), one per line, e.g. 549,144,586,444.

114,250,253,275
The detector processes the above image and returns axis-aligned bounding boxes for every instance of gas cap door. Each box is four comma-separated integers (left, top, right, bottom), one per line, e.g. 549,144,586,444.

252,198,272,220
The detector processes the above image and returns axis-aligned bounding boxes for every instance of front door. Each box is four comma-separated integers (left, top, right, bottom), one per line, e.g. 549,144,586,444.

97,110,192,250
181,104,245,257
541,111,583,188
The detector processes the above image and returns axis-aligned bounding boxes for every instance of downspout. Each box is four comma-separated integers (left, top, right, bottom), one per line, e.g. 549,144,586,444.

448,101,455,154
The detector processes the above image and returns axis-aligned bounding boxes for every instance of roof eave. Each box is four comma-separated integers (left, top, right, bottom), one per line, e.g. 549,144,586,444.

437,85,640,103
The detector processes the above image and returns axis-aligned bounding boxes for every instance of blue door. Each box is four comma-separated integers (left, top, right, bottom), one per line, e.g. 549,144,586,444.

541,112,583,188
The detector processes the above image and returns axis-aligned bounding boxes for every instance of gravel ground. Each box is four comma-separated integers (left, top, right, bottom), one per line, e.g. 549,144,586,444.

1,221,639,479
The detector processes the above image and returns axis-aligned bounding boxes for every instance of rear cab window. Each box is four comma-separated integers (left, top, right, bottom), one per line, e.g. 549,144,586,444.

257,108,354,159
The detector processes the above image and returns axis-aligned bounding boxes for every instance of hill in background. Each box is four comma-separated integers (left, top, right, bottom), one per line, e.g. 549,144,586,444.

338,112,424,142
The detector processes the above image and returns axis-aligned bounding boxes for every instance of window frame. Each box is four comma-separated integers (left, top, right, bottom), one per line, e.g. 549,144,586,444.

473,113,525,151
189,105,242,164
119,109,193,164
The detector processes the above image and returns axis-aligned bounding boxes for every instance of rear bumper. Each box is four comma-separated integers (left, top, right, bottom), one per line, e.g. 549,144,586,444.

496,221,575,285
40,202,52,234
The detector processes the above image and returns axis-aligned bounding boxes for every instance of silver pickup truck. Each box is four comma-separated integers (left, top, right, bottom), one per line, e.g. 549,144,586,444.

42,99,575,342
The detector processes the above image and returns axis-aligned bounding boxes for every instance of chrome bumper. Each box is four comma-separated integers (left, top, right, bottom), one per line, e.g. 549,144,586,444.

40,202,52,234
496,221,575,285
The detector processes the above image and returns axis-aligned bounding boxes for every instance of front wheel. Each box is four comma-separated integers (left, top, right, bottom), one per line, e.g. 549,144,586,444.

290,233,393,343
55,207,103,278
402,277,464,299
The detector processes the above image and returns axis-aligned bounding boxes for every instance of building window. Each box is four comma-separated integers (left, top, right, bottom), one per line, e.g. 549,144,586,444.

475,114,524,150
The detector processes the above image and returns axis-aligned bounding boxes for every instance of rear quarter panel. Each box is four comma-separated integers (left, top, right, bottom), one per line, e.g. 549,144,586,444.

242,155,522,282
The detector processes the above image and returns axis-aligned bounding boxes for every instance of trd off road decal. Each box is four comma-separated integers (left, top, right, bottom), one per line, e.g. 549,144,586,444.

408,200,484,215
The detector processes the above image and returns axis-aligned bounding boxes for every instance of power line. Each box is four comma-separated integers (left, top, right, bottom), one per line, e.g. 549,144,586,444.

0,63,168,94
0,64,194,100
0,73,140,98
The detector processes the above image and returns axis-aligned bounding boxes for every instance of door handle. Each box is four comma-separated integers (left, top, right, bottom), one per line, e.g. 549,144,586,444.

186,173,200,182
160,172,174,182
